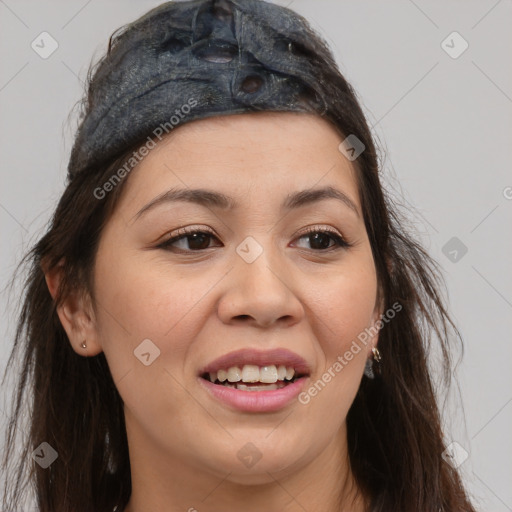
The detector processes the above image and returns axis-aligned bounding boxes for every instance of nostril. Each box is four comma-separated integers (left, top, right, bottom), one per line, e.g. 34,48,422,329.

240,75,263,94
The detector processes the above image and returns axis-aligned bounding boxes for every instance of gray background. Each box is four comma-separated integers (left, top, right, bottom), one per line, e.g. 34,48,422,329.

1,1,511,510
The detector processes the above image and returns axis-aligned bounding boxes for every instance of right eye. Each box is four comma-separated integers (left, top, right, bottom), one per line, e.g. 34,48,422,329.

157,228,222,252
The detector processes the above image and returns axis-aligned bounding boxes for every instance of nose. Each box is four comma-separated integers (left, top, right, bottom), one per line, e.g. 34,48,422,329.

217,242,304,329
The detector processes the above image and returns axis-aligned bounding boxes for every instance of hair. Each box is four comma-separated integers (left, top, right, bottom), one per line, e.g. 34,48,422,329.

2,1,477,511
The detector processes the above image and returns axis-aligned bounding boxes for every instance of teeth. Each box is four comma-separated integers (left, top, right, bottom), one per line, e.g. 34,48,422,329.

226,366,242,383
260,365,278,383
219,381,288,391
241,365,260,383
206,364,297,384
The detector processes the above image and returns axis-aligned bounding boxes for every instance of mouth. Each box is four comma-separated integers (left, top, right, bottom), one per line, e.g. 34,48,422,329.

197,348,311,412
201,364,307,391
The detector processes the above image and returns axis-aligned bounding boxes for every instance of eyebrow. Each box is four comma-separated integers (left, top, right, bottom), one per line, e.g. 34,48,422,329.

133,185,360,220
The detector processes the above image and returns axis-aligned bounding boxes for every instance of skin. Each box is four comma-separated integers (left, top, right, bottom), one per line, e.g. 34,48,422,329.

46,112,382,512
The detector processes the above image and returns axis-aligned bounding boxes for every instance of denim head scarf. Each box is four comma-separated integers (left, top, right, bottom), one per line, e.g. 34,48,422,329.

68,0,340,179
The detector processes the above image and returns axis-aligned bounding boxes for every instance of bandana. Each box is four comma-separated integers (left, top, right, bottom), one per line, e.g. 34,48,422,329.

68,0,334,179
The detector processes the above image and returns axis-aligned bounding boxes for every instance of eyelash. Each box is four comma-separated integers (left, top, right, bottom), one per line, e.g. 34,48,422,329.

157,225,351,253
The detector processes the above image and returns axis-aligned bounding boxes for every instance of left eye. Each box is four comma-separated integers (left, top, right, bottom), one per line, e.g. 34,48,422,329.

293,229,349,251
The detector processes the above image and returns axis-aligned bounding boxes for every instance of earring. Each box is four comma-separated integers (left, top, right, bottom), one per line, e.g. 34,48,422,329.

80,340,87,349
364,358,374,379
364,347,382,379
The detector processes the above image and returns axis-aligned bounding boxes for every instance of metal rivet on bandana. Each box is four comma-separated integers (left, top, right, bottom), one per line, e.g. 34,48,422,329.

241,75,263,94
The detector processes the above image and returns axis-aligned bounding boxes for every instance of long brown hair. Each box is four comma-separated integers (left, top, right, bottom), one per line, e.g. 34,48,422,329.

2,1,477,511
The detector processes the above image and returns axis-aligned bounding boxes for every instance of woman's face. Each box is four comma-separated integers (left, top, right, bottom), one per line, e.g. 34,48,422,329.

89,112,381,484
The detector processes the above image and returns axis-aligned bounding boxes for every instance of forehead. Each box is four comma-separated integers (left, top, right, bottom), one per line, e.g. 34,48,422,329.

117,112,361,214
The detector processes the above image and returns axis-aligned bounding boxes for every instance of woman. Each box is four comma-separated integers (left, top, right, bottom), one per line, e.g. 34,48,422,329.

1,0,477,511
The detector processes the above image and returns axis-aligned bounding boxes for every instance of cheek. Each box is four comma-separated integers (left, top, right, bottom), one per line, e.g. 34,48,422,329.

92,246,215,380
311,255,378,357
95,239,211,329
300,252,378,409
92,250,218,429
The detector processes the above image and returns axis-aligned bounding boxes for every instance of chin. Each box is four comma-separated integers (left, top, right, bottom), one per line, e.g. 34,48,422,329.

196,442,304,484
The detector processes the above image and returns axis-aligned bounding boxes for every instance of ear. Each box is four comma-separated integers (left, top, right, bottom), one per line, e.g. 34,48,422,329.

44,262,103,357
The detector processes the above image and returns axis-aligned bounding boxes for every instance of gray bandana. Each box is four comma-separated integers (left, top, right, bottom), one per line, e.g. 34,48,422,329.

68,0,334,180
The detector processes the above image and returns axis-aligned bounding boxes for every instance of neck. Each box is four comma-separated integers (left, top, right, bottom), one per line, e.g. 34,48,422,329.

123,419,367,512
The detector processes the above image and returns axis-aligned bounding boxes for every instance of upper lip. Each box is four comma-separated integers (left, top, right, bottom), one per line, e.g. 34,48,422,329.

199,348,311,376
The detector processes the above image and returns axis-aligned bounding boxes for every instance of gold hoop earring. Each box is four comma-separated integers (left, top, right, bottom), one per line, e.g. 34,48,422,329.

364,347,382,379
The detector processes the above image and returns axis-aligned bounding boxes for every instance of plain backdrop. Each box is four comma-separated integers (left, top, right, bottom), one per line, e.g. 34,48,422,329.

1,1,511,510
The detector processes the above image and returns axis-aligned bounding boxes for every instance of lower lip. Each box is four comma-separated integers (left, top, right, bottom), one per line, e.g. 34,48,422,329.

198,376,308,412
